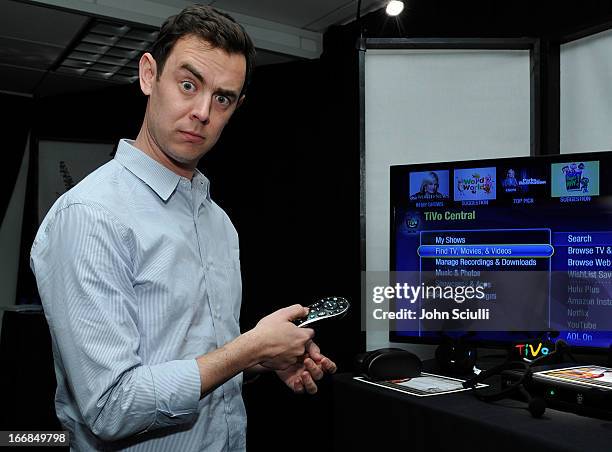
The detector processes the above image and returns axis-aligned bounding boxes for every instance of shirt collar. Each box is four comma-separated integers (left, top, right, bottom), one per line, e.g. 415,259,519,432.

114,139,210,202
192,169,211,203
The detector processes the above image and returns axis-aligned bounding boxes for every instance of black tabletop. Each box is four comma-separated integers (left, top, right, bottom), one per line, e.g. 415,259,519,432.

332,373,612,452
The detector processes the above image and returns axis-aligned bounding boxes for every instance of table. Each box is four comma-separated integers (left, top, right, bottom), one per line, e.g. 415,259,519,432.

332,373,612,452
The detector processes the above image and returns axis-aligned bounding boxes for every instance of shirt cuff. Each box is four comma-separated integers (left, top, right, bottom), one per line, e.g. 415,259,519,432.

148,359,201,422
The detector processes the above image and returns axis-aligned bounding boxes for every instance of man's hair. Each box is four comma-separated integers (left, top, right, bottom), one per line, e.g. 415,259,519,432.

150,4,256,96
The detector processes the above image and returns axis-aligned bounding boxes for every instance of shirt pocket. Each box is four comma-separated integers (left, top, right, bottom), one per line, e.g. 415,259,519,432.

208,257,242,331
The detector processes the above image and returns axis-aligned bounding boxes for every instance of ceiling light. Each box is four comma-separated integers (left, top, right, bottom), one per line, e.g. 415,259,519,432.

386,0,405,16
55,19,158,85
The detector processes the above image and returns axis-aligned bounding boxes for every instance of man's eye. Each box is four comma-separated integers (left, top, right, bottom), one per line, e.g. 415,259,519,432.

181,81,195,91
216,95,230,106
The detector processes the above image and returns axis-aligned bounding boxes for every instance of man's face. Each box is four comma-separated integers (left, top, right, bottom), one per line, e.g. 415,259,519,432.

142,34,246,170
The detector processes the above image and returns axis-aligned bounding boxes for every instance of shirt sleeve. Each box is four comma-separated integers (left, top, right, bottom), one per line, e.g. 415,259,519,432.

30,202,202,441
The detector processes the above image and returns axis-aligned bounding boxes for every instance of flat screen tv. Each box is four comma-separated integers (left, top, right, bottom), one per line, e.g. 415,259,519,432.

390,151,612,352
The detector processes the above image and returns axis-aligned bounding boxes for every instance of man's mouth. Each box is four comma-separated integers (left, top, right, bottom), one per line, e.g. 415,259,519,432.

180,131,205,143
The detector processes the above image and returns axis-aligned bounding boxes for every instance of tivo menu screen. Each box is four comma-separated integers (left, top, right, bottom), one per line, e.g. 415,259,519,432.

391,152,612,348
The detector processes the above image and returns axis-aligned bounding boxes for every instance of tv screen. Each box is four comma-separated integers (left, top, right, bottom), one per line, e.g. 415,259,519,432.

390,151,612,350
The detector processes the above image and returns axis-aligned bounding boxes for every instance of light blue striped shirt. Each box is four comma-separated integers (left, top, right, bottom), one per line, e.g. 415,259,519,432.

31,139,246,451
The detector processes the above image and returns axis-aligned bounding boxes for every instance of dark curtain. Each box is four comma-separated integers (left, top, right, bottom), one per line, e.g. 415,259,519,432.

0,93,32,228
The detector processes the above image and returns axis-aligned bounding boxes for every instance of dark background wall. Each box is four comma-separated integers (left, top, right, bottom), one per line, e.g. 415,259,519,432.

3,1,612,450
0,94,32,227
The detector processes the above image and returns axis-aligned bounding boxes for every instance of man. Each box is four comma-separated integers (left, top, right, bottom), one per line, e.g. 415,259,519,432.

30,5,336,451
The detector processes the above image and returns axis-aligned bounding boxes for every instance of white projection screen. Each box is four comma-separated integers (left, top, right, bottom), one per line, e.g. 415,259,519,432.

363,46,532,348
560,28,612,154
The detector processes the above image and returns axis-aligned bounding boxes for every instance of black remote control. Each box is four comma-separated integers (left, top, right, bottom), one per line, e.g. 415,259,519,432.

293,297,350,327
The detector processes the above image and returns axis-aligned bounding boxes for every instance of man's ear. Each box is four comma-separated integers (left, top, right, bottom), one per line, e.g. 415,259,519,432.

139,52,157,96
236,94,245,109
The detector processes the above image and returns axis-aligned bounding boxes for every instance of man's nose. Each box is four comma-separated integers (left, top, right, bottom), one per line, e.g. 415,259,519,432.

191,95,212,124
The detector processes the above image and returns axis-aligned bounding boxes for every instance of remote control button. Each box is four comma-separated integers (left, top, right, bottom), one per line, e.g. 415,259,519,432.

318,311,327,317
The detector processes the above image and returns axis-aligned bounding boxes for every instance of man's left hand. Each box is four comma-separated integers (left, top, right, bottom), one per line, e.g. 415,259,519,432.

275,340,337,394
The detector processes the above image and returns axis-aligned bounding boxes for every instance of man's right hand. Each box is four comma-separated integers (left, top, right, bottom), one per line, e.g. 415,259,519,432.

252,304,315,370
195,304,314,397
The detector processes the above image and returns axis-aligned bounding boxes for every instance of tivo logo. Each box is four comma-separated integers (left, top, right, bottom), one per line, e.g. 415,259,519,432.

514,342,551,358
